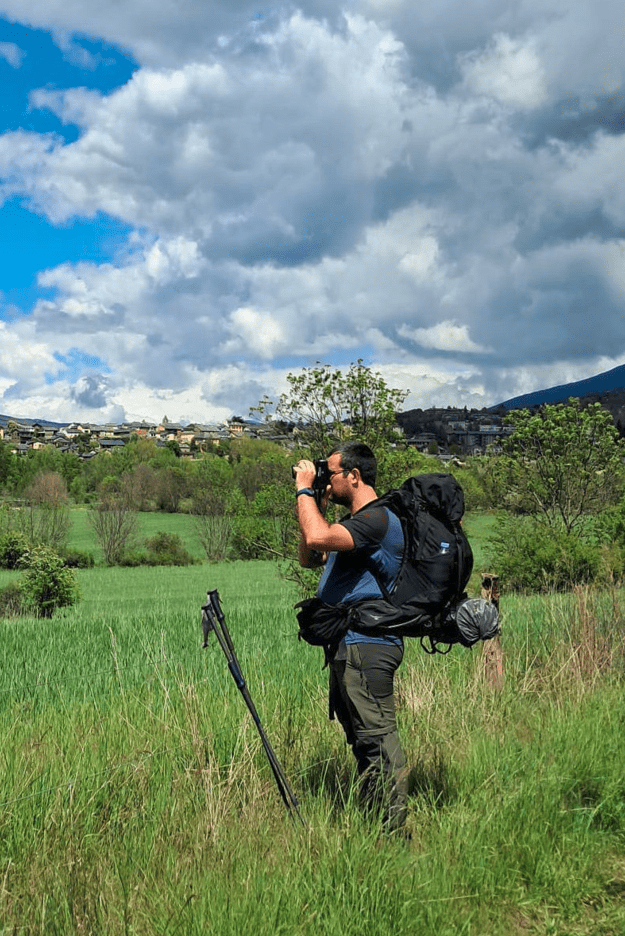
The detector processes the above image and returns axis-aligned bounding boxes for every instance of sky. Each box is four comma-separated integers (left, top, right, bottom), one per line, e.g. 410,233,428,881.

0,1,624,426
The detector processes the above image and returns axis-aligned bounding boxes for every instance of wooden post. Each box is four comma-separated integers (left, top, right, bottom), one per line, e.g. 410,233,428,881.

480,573,504,689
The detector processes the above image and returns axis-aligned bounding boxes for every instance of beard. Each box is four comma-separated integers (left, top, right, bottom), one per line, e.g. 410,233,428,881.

329,491,351,508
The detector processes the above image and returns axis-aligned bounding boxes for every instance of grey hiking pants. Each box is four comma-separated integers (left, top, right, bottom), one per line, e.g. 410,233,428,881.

329,641,408,831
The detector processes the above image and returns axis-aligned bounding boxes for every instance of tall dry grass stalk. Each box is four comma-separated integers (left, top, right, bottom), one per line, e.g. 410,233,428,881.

568,583,621,679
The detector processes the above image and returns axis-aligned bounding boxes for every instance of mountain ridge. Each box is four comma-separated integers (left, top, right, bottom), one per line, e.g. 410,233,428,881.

494,363,625,410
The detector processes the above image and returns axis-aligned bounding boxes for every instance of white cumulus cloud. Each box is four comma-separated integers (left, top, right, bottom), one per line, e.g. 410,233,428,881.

398,321,491,354
460,33,547,109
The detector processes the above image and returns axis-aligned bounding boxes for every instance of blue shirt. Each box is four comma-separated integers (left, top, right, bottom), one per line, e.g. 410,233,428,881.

316,504,404,646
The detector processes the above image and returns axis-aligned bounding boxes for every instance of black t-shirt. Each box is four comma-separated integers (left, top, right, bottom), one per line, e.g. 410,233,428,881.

316,505,404,605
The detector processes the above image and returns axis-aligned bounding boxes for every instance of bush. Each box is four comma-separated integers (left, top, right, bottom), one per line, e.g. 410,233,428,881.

119,533,196,567
0,580,25,617
62,548,96,569
0,531,31,570
145,532,196,566
119,549,151,567
486,515,604,593
18,546,81,618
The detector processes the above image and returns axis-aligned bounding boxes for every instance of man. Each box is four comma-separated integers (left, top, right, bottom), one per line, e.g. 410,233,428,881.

294,442,409,832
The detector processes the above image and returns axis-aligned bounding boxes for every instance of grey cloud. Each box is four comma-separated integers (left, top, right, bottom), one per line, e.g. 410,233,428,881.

201,373,272,412
31,301,127,334
70,374,109,408
520,90,625,148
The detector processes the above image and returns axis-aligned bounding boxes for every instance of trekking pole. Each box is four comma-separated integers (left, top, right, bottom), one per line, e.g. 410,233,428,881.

201,589,304,825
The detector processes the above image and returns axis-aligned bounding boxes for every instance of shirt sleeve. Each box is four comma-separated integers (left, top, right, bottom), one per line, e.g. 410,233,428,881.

340,506,389,551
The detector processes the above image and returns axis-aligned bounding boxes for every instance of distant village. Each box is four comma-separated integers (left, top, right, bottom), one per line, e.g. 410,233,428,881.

0,407,514,460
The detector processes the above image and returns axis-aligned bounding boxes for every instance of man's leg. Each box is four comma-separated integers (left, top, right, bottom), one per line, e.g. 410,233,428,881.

329,641,408,831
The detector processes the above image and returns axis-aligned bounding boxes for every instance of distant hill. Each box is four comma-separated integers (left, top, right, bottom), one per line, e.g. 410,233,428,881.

0,414,65,430
494,363,625,410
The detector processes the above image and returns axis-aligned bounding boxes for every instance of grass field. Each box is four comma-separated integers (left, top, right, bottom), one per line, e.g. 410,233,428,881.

67,506,498,570
1,517,625,934
67,507,207,564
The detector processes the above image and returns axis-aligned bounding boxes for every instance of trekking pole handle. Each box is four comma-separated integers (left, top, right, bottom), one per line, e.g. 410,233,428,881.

208,589,226,627
208,590,238,656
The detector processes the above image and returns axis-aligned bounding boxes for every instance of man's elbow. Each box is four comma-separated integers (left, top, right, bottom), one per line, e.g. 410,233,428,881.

301,531,327,553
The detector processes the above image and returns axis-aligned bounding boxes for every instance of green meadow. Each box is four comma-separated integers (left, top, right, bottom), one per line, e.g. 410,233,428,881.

0,515,624,934
67,507,207,564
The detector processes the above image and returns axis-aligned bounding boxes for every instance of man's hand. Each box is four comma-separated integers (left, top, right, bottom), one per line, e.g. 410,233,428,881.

294,459,331,514
293,459,317,490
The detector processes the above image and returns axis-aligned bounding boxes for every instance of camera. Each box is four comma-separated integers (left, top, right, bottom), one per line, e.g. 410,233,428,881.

291,459,331,493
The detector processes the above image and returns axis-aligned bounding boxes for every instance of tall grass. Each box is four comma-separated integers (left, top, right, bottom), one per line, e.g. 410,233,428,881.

1,562,624,934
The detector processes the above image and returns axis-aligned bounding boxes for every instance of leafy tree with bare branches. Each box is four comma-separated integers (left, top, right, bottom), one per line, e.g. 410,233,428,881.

251,360,408,457
89,494,139,565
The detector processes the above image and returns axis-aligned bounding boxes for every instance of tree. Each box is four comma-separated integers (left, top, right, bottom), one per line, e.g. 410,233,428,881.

498,399,624,534
121,463,157,511
190,457,236,561
25,470,68,507
231,482,299,561
155,465,188,512
23,471,71,552
0,441,13,488
89,495,139,565
251,360,408,456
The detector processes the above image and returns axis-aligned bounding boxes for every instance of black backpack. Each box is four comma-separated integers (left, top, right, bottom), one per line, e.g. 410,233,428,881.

296,473,500,653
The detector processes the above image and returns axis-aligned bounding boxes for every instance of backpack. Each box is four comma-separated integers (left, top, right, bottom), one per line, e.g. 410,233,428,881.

296,473,500,653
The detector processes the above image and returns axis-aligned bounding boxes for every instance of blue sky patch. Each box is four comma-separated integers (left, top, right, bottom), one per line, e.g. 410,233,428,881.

0,19,137,141
0,198,133,317
46,348,111,385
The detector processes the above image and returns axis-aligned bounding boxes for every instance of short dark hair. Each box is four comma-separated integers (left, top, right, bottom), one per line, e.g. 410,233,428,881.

329,442,377,487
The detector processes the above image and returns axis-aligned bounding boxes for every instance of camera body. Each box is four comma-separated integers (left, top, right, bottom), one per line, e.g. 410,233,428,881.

291,459,331,495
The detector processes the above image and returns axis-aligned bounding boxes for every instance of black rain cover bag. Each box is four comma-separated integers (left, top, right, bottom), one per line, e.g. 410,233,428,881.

453,597,500,646
295,597,351,646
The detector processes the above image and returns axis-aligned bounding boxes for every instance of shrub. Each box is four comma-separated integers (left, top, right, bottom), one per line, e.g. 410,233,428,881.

62,548,96,569
119,534,196,567
0,531,31,570
0,580,25,617
18,546,81,618
144,532,196,566
119,549,151,567
486,515,604,593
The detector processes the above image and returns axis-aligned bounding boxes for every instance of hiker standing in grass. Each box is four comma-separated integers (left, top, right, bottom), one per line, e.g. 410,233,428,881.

294,442,409,832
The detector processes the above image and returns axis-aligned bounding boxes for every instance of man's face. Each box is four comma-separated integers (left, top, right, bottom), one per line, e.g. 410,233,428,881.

326,453,352,508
